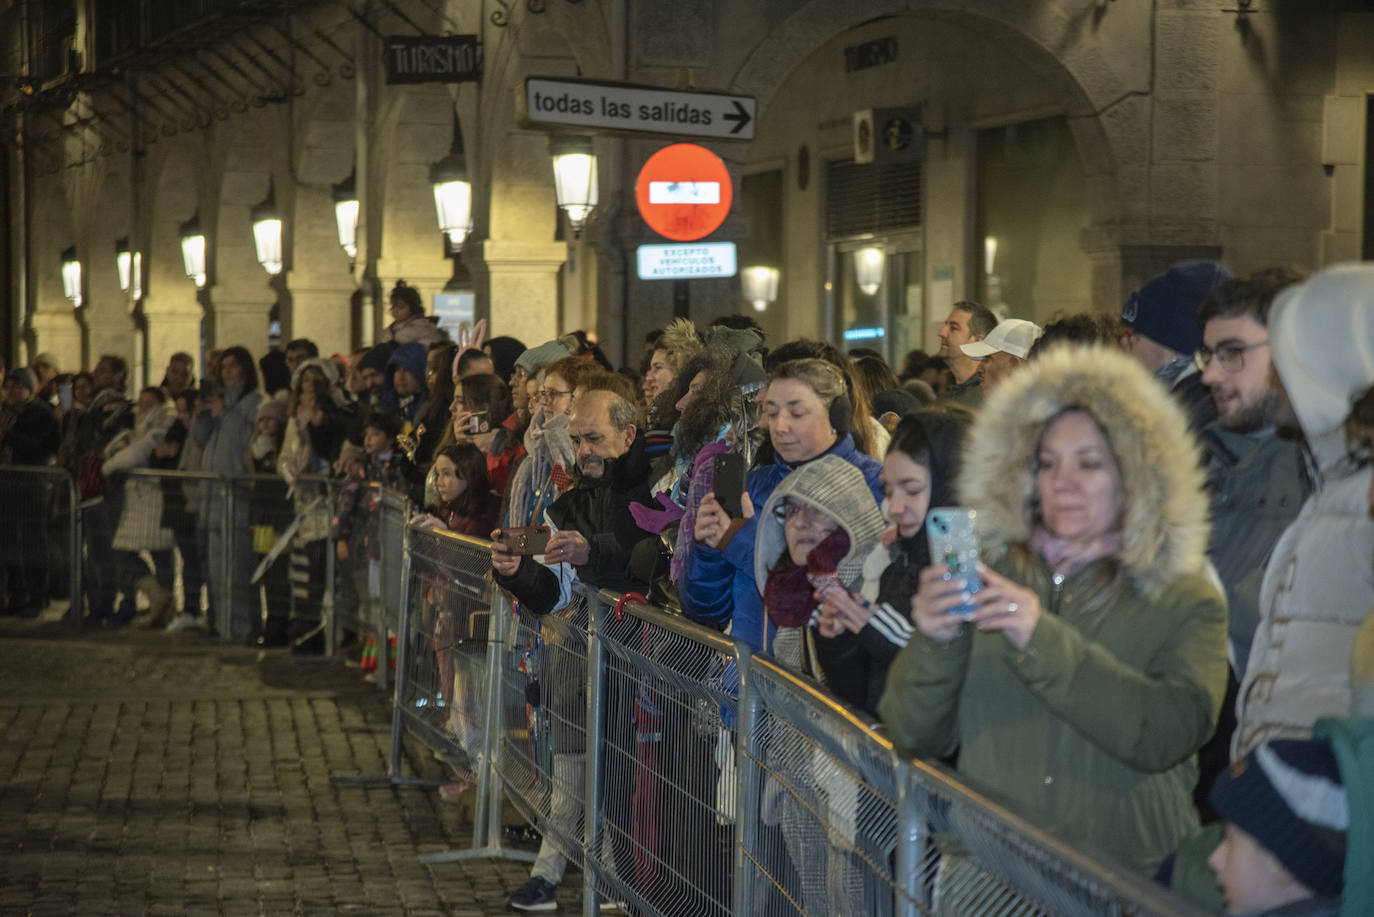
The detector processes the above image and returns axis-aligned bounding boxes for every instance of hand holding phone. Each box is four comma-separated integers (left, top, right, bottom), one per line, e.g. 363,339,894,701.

711,452,746,518
468,411,491,435
498,525,551,555
926,508,982,618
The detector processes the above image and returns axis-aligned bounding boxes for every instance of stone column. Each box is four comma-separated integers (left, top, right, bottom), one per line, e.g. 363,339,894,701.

28,310,84,372
142,294,205,380
471,239,567,346
84,313,138,375
283,271,358,357
205,284,274,352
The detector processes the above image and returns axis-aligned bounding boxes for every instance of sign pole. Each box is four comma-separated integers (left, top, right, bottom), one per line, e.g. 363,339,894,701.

673,279,690,319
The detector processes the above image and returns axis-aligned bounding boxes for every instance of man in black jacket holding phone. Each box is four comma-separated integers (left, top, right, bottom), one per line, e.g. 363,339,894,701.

489,384,652,913
490,387,653,609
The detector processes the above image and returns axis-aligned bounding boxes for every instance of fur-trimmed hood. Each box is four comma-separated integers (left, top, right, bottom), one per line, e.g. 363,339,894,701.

658,317,703,372
957,344,1210,597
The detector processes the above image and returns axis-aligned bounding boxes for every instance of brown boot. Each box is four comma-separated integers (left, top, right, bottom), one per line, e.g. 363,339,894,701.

137,576,175,630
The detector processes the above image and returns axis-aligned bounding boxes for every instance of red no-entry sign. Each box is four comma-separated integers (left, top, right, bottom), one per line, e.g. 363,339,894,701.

634,143,733,242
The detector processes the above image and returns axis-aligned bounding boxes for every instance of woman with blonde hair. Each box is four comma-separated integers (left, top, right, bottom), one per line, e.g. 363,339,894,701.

682,357,884,654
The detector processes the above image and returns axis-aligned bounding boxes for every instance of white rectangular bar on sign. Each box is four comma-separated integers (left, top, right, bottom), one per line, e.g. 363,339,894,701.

648,181,721,205
636,242,738,280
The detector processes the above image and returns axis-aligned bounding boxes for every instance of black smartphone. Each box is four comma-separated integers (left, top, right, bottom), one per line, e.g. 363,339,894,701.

500,525,551,556
712,452,746,518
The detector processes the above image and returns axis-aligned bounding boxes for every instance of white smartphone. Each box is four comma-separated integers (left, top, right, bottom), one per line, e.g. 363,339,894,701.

926,507,982,617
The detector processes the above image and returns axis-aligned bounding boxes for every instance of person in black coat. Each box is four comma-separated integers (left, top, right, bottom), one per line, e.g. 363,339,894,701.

488,386,652,911
1,368,61,614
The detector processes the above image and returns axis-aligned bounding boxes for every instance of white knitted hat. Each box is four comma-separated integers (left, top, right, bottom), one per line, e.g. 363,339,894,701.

1269,263,1374,437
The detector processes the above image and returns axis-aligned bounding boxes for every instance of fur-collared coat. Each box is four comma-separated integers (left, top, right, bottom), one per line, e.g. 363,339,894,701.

107,402,177,552
879,345,1228,874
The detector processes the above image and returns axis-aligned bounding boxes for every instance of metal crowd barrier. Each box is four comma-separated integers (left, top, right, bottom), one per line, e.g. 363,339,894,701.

326,482,409,691
370,526,1203,917
117,470,339,644
0,464,80,622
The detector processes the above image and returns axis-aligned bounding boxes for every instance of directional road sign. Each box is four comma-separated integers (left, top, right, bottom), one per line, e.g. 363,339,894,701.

518,76,756,141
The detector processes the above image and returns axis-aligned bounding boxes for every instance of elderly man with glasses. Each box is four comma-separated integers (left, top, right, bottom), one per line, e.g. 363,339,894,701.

1188,267,1313,821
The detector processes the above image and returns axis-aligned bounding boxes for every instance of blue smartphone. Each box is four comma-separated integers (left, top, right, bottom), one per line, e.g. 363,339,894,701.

926,508,982,617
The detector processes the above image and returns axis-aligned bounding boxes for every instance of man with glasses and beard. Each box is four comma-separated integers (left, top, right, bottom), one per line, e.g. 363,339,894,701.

1191,268,1312,817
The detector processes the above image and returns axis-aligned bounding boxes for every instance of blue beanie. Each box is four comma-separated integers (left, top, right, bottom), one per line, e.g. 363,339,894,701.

1209,738,1347,897
1121,259,1231,356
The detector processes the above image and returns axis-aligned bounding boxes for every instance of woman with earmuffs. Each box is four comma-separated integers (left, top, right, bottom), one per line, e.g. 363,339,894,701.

681,357,884,656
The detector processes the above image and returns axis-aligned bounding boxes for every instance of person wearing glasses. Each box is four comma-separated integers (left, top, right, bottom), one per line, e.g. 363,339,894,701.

1119,259,1232,434
500,356,591,529
1190,269,1313,819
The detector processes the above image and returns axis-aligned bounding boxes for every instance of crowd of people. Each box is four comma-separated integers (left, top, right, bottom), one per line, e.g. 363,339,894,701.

3,263,1372,915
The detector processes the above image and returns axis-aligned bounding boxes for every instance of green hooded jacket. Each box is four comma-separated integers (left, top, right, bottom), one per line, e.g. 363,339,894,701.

879,345,1229,874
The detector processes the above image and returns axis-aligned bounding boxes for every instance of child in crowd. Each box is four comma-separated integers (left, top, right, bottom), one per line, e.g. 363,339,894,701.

412,442,500,799
334,411,411,671
413,442,500,537
1206,733,1352,916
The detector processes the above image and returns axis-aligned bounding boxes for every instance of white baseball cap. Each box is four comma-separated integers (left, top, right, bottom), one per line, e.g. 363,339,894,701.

962,318,1043,360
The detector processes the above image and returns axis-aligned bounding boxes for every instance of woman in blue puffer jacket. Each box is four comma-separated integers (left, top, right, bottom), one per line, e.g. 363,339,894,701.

681,357,883,657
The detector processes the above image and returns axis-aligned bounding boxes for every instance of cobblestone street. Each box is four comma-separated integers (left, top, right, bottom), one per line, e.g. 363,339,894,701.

0,615,578,916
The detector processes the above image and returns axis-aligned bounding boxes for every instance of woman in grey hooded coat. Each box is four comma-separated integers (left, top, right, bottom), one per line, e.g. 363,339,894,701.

191,345,262,641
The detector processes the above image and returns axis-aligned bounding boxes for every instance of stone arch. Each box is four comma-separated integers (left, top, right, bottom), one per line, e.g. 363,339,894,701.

287,75,358,355
728,1,1151,324
144,132,212,379
729,0,1136,198
210,107,289,351
84,168,137,371
26,172,83,368
465,3,610,346
371,82,454,325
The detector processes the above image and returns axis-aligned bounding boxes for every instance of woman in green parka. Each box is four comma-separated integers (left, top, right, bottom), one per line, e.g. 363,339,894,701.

878,344,1229,876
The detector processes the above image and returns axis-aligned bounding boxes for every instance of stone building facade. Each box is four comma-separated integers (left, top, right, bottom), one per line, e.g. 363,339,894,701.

2,0,1370,378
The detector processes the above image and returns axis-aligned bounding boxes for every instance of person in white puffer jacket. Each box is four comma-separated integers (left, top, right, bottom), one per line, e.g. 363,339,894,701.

104,387,177,625
1234,263,1374,758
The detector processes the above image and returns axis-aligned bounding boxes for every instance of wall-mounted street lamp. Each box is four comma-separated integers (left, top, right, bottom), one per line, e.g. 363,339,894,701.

251,182,284,275
550,135,598,234
180,215,207,289
741,266,780,312
116,237,143,300
333,172,359,262
61,246,82,308
854,247,885,296
430,117,473,250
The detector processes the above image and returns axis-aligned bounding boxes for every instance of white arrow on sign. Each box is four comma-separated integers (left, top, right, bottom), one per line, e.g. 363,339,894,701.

518,77,756,141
